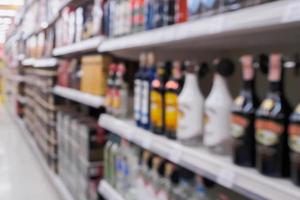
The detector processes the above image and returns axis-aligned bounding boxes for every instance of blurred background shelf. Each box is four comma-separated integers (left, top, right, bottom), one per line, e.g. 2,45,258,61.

98,0,300,60
53,36,105,57
99,114,300,200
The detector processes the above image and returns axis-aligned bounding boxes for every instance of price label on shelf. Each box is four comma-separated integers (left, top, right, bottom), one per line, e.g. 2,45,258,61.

217,169,236,189
282,2,300,23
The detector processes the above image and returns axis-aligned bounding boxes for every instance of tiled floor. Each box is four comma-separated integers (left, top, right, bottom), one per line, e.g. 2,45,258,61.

0,107,61,200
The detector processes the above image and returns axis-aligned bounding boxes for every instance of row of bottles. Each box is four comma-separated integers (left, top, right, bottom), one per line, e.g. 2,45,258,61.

133,52,300,186
105,62,129,118
103,0,277,37
103,136,249,200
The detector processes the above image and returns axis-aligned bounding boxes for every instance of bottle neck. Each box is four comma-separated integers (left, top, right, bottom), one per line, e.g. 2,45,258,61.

269,81,283,93
242,80,255,91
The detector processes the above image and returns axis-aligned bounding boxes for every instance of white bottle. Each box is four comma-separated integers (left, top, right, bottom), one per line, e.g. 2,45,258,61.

177,62,204,146
203,59,234,154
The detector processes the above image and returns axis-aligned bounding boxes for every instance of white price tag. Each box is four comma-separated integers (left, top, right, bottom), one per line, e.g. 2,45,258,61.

217,169,236,189
168,144,182,163
282,2,300,23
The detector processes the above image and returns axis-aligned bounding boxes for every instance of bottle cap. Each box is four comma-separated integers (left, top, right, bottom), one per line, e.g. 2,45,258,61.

117,62,126,74
139,53,147,67
147,52,155,67
268,53,282,82
240,55,254,81
214,58,235,77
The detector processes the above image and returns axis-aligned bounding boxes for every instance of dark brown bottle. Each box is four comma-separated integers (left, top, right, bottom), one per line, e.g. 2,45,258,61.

255,53,291,177
231,55,259,167
289,104,300,186
164,61,185,139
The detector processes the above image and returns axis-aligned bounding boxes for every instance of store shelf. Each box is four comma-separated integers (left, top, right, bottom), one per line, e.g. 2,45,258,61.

34,58,58,68
98,0,300,58
99,114,300,200
22,58,35,66
53,36,105,56
53,86,105,108
98,180,125,200
7,111,74,200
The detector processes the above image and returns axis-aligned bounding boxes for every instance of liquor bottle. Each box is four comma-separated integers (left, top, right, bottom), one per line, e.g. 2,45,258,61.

187,0,202,19
110,141,119,188
165,61,185,139
150,62,169,135
141,53,156,130
177,61,204,146
191,175,209,200
231,55,259,167
255,53,291,177
203,58,235,154
175,0,188,23
201,0,220,16
153,0,165,28
172,168,195,200
106,63,117,114
289,103,300,186
145,0,155,30
156,162,177,200
112,63,128,118
222,0,242,12
104,140,113,182
149,157,164,198
134,53,147,127
163,0,175,26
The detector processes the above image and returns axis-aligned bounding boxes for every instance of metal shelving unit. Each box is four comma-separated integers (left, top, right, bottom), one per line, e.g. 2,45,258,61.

53,36,105,57
98,0,300,59
53,86,105,108
99,114,300,200
33,58,58,68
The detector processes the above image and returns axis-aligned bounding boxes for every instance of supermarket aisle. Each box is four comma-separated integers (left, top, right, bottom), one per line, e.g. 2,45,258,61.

0,107,61,200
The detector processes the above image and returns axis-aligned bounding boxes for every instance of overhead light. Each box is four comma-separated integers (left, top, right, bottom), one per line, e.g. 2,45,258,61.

0,0,23,6
0,10,16,17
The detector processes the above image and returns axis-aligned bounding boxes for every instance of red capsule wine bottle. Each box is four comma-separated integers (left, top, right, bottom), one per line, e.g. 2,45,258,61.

255,53,291,177
231,55,259,167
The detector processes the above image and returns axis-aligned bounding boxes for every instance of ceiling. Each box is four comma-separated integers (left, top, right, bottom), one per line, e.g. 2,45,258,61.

0,0,23,43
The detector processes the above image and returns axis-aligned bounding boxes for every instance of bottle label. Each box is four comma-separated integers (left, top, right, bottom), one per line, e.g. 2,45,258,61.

203,106,231,146
261,98,275,111
230,114,249,138
112,89,121,109
177,101,202,140
165,92,178,133
134,79,142,121
255,119,284,146
141,81,150,124
296,104,300,114
105,89,113,108
289,124,300,153
234,96,245,107
150,90,163,129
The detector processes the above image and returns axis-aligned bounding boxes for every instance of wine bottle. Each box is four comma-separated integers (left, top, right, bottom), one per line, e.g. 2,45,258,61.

150,62,170,135
165,61,185,139
106,63,117,114
203,58,234,154
289,103,300,186
112,63,128,118
163,0,175,26
177,61,204,146
134,53,147,127
255,53,291,177
231,55,259,167
141,52,156,130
